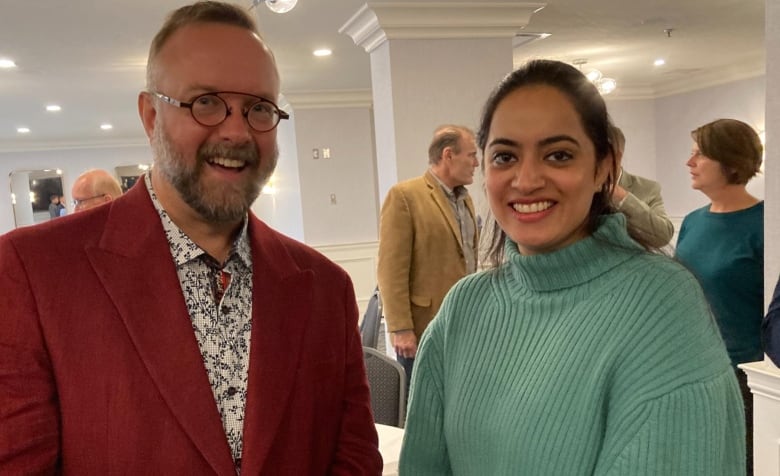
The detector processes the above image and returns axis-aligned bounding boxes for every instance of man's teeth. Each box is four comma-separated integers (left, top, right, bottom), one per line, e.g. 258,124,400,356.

210,157,245,168
512,201,553,213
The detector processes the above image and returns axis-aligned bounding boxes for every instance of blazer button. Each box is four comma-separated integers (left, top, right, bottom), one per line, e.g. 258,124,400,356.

226,386,237,397
221,305,230,314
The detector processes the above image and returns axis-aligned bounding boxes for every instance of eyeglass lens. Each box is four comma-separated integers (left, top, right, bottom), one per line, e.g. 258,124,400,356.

191,94,281,132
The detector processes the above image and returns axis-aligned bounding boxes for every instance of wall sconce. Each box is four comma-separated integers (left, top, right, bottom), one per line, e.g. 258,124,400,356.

251,0,298,14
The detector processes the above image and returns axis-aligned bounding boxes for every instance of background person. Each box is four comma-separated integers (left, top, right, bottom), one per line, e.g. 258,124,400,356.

675,117,764,476
377,124,479,391
399,59,744,475
609,125,674,247
0,2,380,473
71,169,123,212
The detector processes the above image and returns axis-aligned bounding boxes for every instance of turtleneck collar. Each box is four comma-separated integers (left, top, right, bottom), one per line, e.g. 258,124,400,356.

504,213,643,293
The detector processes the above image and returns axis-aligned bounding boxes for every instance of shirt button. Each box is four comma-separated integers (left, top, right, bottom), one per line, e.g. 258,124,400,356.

227,386,237,397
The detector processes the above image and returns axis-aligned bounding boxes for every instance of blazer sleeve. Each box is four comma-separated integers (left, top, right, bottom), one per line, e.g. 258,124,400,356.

764,276,780,367
377,186,416,333
0,235,60,474
330,277,383,475
617,181,674,248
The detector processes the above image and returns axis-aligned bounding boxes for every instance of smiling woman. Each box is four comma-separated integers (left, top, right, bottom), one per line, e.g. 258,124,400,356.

399,59,747,476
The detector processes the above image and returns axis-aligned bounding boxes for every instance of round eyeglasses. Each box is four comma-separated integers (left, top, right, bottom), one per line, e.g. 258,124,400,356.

153,91,290,133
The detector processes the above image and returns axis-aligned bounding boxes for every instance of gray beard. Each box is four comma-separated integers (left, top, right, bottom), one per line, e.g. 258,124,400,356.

151,119,278,224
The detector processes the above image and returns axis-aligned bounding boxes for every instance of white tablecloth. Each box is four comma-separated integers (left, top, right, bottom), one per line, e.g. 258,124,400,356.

376,423,404,476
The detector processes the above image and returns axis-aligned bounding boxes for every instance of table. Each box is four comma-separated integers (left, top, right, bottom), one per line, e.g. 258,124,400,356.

376,423,404,476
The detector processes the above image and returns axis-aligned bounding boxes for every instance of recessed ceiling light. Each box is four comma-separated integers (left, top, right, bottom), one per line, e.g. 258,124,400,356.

654,58,666,67
46,104,62,112
313,49,332,57
100,124,113,130
17,127,30,134
0,58,17,69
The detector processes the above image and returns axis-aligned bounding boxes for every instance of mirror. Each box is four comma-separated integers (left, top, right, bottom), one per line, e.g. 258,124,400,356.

9,169,65,227
115,164,151,193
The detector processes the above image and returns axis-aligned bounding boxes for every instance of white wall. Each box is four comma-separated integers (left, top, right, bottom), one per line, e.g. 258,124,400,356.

293,107,379,246
606,98,658,180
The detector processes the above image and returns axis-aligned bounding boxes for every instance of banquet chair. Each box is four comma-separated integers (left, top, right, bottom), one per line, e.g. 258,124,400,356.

363,346,406,428
360,287,382,349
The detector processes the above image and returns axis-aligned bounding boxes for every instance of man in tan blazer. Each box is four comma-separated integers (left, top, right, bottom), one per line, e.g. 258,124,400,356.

610,125,674,247
377,125,479,388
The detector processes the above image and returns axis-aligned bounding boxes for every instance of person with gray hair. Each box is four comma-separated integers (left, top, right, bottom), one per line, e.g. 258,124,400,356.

378,124,479,392
609,125,674,247
0,1,380,473
71,169,123,212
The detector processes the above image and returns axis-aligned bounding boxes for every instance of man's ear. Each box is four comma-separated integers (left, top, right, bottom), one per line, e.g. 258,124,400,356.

442,146,453,162
138,92,157,140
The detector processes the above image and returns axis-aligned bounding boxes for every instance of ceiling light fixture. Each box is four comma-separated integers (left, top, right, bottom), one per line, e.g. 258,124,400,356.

100,124,113,131
250,0,297,14
17,127,30,134
572,58,617,96
46,104,62,112
654,58,666,67
313,48,332,57
0,58,17,69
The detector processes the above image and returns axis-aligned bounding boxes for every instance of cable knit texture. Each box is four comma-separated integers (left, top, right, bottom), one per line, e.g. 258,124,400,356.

399,214,745,476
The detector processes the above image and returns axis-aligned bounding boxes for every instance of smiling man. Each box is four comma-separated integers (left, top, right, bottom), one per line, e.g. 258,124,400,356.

0,2,380,474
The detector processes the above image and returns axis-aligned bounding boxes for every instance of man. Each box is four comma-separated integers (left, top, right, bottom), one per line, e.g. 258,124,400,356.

0,2,380,474
377,125,479,388
47,194,60,219
609,125,675,247
71,169,123,212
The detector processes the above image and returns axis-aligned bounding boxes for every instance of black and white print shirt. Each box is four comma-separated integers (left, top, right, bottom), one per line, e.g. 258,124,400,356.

144,174,253,467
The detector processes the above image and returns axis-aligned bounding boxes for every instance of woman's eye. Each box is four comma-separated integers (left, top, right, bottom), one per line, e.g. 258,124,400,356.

546,150,573,162
491,152,515,165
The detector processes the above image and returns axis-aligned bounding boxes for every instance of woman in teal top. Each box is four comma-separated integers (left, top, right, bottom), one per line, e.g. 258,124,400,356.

675,118,764,475
399,60,745,475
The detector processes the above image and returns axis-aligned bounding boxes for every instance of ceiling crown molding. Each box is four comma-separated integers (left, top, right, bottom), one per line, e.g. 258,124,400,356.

340,2,546,53
284,89,373,110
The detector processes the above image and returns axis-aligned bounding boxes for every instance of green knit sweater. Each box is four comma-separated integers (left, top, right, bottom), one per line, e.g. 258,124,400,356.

399,214,745,475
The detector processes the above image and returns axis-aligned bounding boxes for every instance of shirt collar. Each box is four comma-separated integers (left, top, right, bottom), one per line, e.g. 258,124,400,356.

429,168,467,200
144,173,251,268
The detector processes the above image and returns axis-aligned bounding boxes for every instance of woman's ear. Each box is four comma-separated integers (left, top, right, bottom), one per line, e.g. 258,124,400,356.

594,152,614,192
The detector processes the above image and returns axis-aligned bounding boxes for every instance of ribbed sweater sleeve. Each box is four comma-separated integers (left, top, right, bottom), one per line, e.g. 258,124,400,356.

594,369,744,475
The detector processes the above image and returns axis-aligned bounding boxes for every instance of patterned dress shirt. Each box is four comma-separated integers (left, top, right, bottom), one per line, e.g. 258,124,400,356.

144,174,253,469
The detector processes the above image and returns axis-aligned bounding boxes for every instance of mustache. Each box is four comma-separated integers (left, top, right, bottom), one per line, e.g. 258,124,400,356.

197,142,259,165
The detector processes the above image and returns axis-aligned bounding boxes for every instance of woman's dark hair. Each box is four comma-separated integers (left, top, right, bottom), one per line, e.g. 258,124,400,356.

692,118,762,185
477,59,654,266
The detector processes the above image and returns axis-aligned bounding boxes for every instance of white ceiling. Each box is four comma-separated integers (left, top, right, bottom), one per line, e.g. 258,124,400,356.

0,0,764,151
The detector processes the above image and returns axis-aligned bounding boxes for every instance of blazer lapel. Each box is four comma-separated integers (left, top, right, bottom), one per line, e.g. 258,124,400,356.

85,184,235,476
425,172,464,248
239,218,314,474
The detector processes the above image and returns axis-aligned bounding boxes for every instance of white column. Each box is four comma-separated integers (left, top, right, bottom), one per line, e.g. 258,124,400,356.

340,2,545,218
741,2,780,476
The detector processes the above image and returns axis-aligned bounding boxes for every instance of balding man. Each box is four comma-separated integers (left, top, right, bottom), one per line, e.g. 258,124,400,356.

377,124,480,391
71,169,123,212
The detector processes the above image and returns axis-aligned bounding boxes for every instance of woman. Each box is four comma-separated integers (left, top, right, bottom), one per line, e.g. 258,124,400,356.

399,60,745,475
675,118,763,475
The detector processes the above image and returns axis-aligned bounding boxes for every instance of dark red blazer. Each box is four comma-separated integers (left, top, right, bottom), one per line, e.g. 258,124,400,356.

0,182,381,475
